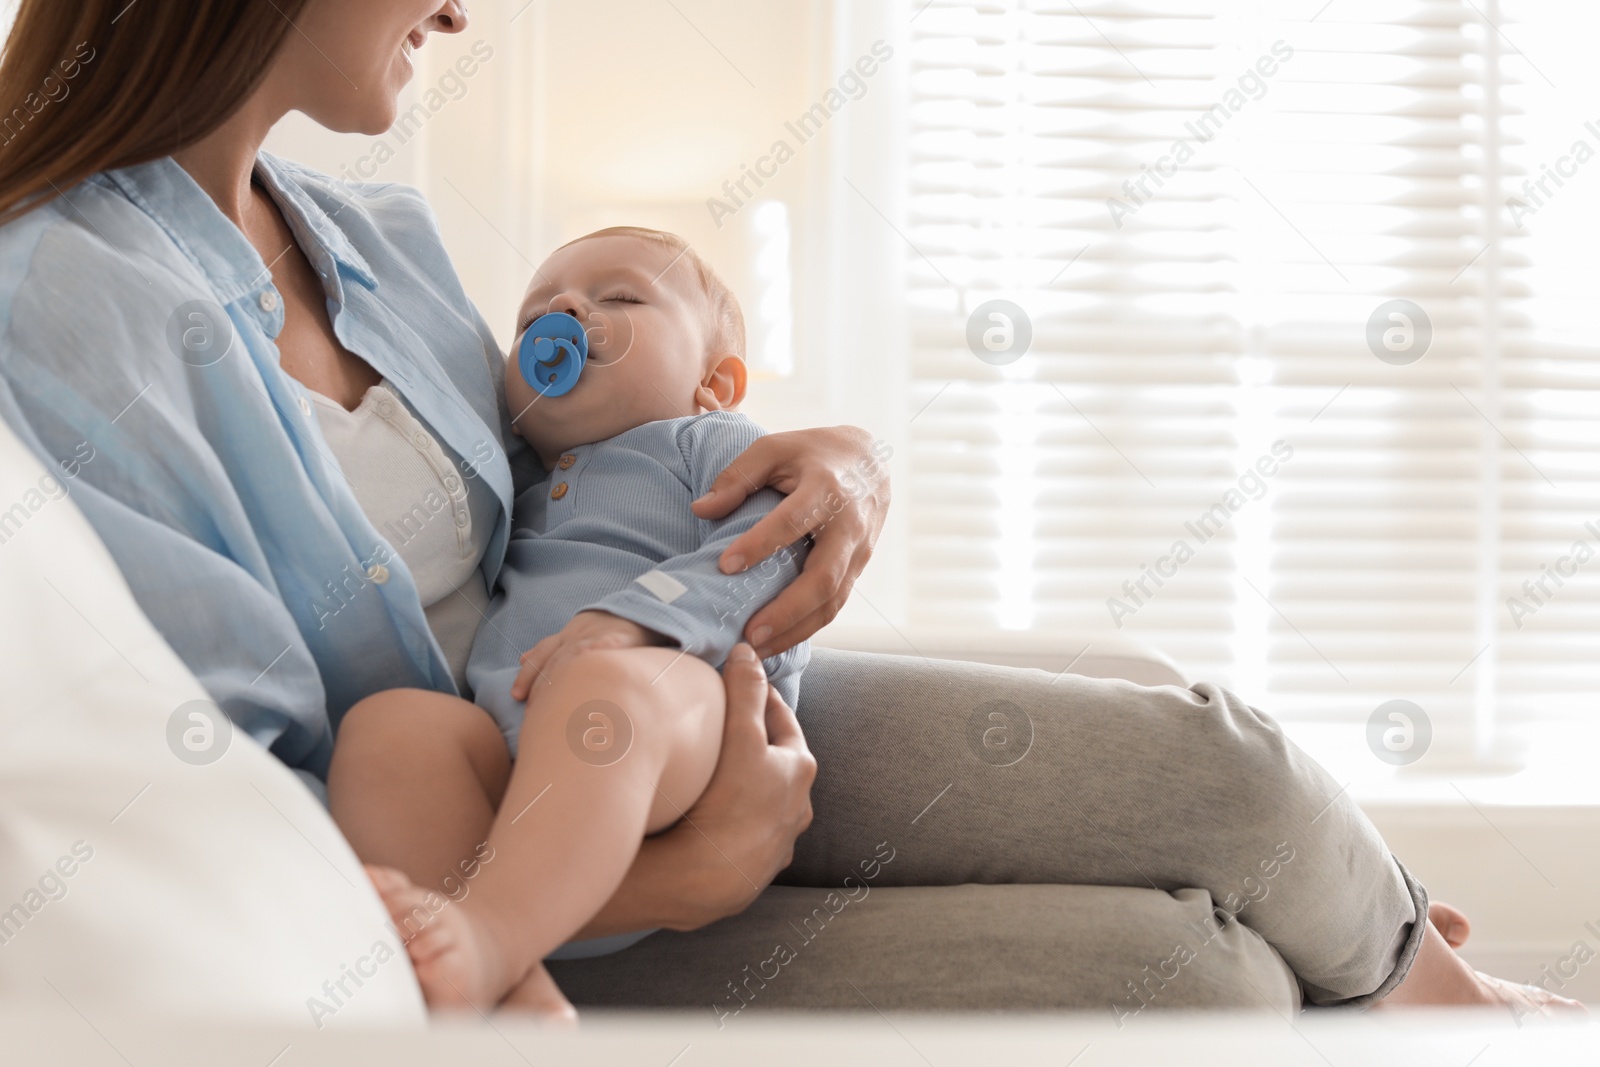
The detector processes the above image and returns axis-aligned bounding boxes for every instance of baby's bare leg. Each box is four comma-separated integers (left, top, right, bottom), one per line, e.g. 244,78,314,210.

329,689,511,894
387,648,725,1014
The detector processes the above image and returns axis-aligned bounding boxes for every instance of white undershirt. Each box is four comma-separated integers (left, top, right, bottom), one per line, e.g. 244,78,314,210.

310,382,495,692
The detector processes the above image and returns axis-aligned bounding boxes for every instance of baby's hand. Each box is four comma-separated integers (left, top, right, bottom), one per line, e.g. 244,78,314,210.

511,611,666,701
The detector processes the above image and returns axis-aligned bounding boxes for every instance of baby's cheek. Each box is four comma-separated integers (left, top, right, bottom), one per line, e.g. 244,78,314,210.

505,362,535,430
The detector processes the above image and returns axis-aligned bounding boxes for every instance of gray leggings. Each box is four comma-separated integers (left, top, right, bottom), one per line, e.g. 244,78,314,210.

550,649,1427,1015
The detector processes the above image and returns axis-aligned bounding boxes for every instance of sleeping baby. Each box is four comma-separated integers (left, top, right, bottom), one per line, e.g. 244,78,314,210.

326,226,808,1018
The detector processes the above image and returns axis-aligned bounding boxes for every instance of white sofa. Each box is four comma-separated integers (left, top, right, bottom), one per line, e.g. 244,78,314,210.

6,422,1595,1062
0,420,422,1026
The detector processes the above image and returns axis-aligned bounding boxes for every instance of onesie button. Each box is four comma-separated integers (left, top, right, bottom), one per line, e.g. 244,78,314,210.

455,509,469,527
366,564,390,584
551,482,569,500
412,430,432,449
558,454,577,470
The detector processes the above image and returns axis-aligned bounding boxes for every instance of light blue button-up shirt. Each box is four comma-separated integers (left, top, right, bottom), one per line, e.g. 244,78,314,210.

0,151,535,788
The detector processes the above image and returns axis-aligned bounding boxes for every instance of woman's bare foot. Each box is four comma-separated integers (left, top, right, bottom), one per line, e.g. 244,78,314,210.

1428,901,1470,949
366,865,523,1013
1377,909,1587,1019
501,961,578,1024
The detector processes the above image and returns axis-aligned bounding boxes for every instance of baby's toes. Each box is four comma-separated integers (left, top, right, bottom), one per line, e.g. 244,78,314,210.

362,864,511,1012
365,865,421,917
364,863,406,894
501,963,577,1025
365,865,442,943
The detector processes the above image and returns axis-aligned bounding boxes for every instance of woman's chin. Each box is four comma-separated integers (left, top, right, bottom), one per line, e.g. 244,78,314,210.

311,102,403,139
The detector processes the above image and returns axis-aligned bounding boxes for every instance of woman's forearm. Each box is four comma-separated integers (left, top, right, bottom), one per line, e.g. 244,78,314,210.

572,833,731,939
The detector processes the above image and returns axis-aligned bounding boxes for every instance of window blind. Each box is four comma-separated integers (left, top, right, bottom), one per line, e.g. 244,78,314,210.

904,0,1600,748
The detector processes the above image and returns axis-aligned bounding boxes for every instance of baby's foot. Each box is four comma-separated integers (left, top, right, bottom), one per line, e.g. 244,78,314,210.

501,961,578,1024
365,864,520,1013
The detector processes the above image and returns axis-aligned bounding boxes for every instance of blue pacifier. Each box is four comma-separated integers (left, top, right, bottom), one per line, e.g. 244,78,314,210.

516,311,588,397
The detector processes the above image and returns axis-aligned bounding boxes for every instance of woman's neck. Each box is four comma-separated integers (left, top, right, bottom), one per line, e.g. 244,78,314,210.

170,95,287,227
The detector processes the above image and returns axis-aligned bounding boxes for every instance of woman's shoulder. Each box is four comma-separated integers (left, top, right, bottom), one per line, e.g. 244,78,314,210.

0,177,125,282
0,174,199,354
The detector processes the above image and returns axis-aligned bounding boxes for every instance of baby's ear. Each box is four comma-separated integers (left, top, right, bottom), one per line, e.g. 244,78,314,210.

696,355,748,412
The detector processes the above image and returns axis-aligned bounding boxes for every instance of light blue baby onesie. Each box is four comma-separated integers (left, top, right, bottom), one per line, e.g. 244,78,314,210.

465,411,809,754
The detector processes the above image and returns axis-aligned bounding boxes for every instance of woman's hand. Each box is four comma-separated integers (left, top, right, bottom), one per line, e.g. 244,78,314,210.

692,425,891,657
573,645,817,937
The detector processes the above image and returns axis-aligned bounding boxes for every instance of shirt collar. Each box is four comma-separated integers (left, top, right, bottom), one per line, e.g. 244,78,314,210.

254,150,379,293
96,151,378,308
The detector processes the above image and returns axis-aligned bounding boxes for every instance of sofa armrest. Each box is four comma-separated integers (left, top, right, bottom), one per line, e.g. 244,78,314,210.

811,625,1188,689
0,419,423,1024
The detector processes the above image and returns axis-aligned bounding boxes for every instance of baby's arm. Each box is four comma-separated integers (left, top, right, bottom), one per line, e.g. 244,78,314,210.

580,413,809,667
510,609,663,702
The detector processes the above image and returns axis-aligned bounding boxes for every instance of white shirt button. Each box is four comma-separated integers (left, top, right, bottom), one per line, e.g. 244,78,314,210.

366,564,390,584
258,290,280,313
298,396,311,416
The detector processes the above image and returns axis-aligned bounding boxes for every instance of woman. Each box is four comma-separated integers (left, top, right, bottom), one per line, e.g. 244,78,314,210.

0,0,1573,1017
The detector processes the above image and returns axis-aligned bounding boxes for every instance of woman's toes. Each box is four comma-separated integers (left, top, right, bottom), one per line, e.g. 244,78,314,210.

1477,972,1588,1023
1428,902,1471,949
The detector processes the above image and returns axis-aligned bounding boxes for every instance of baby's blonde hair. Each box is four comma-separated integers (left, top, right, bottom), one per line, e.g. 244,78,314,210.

557,226,746,361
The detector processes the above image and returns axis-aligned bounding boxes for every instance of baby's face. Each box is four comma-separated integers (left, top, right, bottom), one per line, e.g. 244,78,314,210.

506,235,718,466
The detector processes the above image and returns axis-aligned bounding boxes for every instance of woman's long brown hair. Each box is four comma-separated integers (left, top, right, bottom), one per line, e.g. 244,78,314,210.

0,0,310,224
